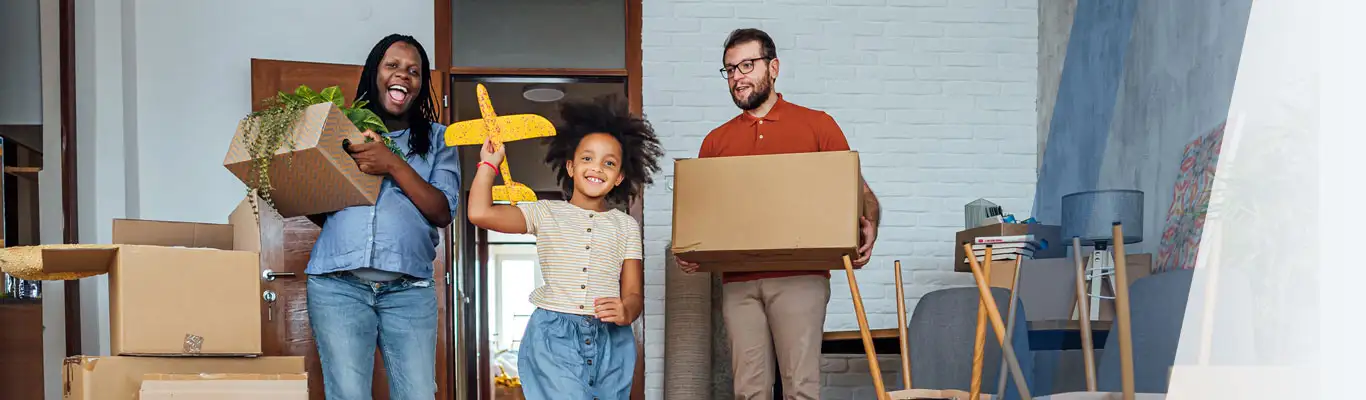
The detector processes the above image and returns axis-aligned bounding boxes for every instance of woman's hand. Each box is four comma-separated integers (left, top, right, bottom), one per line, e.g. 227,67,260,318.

348,131,403,176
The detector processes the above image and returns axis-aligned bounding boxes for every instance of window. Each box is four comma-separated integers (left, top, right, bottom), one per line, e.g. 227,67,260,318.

452,0,625,69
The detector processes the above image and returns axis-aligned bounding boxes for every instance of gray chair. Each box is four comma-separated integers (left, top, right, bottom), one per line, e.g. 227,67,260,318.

907,286,1034,400
1095,268,1193,393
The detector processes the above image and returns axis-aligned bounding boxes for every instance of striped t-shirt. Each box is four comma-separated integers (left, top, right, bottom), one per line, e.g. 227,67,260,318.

517,200,643,316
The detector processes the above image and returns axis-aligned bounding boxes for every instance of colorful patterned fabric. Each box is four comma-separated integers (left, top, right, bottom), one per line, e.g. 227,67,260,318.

1156,122,1225,273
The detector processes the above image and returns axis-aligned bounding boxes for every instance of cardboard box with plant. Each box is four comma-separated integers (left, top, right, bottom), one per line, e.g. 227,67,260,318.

223,85,406,218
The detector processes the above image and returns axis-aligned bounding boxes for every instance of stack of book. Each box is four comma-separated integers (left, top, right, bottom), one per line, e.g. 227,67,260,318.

962,234,1047,263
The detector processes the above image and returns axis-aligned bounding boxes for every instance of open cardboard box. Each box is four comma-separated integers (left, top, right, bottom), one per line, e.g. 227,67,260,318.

31,218,263,356
223,102,382,218
671,151,863,272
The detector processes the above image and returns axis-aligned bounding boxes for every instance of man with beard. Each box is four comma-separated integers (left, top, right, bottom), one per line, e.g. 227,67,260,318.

674,28,882,400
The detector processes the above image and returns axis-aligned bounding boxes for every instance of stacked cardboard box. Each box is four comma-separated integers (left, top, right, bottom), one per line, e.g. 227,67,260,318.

28,213,308,399
671,151,865,272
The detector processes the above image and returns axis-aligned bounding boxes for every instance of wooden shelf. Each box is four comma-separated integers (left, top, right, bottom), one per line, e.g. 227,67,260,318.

3,166,40,179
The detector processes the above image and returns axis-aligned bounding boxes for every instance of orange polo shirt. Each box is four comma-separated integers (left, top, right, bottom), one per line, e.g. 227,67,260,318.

698,93,852,284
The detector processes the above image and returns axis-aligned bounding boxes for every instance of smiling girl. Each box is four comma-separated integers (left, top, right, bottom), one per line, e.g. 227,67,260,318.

467,94,663,400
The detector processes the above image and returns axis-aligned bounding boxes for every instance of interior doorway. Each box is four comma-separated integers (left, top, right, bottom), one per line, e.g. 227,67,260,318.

448,74,630,399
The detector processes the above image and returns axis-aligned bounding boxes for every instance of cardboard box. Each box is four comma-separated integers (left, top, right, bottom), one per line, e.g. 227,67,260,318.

954,223,1064,272
140,373,308,399
223,102,382,218
62,356,304,400
671,151,862,272
33,219,263,356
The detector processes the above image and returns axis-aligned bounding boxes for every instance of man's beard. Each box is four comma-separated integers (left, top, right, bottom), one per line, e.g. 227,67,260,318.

731,75,773,111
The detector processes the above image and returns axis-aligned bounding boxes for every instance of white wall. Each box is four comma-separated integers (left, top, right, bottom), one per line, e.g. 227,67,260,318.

38,0,67,397
130,0,436,224
641,1,1040,399
0,0,43,125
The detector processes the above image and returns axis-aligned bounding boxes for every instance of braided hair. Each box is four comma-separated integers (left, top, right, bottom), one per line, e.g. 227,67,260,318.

355,34,437,159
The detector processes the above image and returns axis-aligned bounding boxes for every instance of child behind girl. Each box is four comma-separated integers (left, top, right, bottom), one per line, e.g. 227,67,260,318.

467,94,664,400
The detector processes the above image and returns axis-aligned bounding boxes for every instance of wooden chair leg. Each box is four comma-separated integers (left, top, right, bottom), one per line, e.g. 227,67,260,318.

844,254,889,400
969,248,994,400
964,243,1033,400
1111,223,1136,400
996,257,1025,396
1072,237,1098,391
894,260,912,391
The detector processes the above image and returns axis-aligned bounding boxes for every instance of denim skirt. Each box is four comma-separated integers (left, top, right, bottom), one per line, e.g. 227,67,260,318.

518,308,636,400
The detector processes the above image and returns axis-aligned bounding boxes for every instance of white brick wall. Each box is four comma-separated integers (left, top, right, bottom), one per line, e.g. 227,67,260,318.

640,1,1039,398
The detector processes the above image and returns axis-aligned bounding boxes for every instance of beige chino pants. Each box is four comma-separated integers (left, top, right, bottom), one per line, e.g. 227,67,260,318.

722,275,831,400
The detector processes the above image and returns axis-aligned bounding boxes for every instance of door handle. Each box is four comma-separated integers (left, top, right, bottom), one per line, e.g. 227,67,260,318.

261,269,297,281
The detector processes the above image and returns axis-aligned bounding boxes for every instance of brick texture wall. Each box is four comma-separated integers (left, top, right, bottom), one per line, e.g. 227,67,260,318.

640,1,1039,398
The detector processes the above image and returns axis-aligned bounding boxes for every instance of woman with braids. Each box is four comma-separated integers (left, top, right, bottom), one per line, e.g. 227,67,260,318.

304,34,460,399
468,94,664,400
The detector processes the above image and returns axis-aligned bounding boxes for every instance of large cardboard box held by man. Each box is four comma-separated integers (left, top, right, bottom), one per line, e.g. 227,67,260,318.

223,102,383,218
62,356,304,400
671,151,863,272
30,219,263,356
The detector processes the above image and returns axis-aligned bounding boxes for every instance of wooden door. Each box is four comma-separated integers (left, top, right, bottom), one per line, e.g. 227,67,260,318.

250,58,453,400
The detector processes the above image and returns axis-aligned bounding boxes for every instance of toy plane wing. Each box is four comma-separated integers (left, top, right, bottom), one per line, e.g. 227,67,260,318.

444,114,556,147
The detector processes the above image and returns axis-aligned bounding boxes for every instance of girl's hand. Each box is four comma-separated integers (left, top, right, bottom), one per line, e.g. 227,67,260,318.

479,137,506,166
594,297,631,326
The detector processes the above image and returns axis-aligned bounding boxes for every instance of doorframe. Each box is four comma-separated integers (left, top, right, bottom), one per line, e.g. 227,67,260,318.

59,0,82,358
460,190,565,400
435,1,646,398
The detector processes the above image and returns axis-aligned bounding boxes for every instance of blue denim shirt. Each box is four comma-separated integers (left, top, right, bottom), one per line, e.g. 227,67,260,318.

305,122,461,280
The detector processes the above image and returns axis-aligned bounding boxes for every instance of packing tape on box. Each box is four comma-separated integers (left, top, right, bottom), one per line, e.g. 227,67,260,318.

0,244,117,281
184,334,205,354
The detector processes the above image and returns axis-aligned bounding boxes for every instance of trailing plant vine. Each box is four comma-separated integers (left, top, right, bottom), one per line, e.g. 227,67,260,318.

238,84,404,218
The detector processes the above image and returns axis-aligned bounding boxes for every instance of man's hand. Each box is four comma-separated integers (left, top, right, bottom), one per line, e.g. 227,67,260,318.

347,131,403,176
675,255,701,274
594,297,632,326
852,215,878,267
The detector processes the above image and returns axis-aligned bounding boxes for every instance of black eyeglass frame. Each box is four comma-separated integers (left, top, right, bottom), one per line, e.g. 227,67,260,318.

719,56,775,79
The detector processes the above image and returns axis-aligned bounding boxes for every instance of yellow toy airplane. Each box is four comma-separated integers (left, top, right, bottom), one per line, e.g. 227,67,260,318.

444,83,556,205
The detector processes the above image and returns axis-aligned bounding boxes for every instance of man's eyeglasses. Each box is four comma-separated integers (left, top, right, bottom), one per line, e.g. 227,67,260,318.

719,57,772,79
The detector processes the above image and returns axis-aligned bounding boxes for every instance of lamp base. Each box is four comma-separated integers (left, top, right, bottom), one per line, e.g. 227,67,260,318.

1072,245,1117,321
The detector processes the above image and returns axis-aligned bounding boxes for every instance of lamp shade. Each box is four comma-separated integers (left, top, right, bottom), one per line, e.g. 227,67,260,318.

1061,189,1144,245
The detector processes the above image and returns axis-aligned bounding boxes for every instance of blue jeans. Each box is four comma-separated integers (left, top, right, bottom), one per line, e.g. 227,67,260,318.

307,272,437,400
518,308,636,400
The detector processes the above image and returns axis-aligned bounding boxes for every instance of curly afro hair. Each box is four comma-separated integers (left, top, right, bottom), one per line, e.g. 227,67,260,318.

545,93,664,207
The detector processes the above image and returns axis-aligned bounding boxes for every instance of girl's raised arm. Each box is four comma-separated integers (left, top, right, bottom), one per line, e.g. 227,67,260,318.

467,138,529,234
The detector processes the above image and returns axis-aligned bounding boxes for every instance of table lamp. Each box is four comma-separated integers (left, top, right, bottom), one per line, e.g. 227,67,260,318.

1061,189,1143,320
